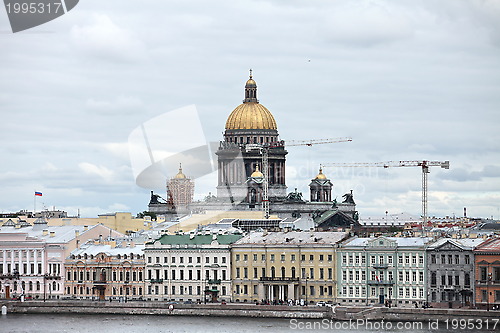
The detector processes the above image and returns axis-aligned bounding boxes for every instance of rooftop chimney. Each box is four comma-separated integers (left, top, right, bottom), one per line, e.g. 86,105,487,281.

42,229,48,236
83,225,88,231
49,231,55,237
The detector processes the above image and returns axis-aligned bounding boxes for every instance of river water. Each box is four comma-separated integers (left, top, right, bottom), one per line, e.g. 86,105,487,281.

0,314,498,332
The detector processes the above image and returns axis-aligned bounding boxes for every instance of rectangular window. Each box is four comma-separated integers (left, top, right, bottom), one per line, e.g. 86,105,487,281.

398,256,403,264
412,255,416,264
419,272,424,282
480,267,487,281
309,268,314,279
262,254,266,261
244,267,248,278
454,255,459,265
328,255,333,262
361,256,366,265
179,257,183,264
243,254,248,261
320,268,324,280
235,254,240,262
355,255,359,265
465,255,470,265
388,256,393,265
164,257,168,263
236,268,240,278
309,255,314,261
371,256,376,265
281,254,285,261
349,270,353,281
253,267,257,278
349,255,353,265
431,254,436,264
342,270,347,281
270,254,275,261
253,254,257,261
342,255,347,265
362,271,366,281
319,255,324,261
291,254,296,261
328,268,333,280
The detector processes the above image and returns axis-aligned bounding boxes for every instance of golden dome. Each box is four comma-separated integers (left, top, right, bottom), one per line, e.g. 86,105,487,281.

251,165,264,178
246,78,256,86
174,164,186,179
315,168,327,180
225,102,277,130
225,71,278,130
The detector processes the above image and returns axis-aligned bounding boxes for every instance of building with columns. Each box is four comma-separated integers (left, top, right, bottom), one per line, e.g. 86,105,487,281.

0,217,123,300
426,237,484,308
230,231,347,304
216,72,287,204
309,167,333,202
337,236,431,307
144,233,242,302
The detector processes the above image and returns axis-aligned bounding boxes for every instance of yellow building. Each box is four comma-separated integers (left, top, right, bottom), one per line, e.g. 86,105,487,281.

20,212,150,235
231,231,347,304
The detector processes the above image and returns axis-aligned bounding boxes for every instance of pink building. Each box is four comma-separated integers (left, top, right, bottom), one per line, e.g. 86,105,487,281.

0,217,123,300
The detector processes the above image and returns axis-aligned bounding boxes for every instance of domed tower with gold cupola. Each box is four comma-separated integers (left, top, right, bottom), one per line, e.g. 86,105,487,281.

167,164,195,212
216,71,287,204
309,167,333,202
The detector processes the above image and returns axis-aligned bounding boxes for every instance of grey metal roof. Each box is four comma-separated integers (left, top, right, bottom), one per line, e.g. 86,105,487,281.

233,231,348,246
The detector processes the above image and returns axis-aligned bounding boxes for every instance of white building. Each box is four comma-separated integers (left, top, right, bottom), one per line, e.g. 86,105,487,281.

144,233,243,302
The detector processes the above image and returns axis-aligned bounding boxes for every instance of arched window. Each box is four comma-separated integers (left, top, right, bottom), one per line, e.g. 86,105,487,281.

271,267,275,278
291,267,296,279
281,267,286,278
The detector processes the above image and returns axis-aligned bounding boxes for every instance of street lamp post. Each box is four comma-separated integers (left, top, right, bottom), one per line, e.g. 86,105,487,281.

487,272,492,311
305,276,309,306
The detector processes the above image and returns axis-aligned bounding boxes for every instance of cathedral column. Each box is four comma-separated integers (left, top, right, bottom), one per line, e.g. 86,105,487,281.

18,250,23,274
33,249,38,274
26,250,31,274
2,250,6,274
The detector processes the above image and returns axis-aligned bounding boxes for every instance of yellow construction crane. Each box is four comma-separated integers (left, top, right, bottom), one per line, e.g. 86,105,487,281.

323,160,450,229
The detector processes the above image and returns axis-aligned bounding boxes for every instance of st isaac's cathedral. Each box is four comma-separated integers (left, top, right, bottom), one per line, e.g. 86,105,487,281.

149,72,359,230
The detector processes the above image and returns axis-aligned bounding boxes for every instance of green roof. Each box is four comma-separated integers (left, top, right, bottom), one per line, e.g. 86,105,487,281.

150,234,243,246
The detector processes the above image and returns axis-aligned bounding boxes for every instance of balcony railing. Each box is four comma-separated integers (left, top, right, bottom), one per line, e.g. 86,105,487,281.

150,279,163,283
93,280,107,285
372,263,389,269
368,279,394,285
260,277,299,282
208,279,221,284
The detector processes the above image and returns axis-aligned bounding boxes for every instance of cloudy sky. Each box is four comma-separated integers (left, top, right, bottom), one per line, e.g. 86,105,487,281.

1,0,499,219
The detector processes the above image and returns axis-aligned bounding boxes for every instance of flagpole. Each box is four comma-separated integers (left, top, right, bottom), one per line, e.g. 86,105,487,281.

34,192,36,215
